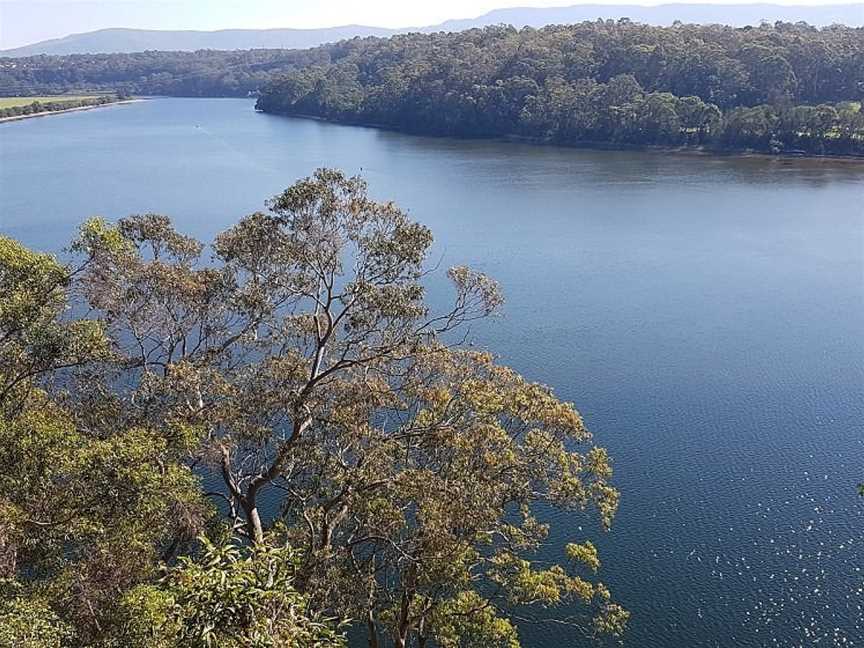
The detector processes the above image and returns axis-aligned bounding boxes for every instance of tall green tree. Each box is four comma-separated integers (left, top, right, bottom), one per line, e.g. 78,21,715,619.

1,169,626,646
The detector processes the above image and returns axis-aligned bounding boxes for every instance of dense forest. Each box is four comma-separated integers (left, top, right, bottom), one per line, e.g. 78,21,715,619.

255,21,864,155
2,21,862,155
0,48,328,97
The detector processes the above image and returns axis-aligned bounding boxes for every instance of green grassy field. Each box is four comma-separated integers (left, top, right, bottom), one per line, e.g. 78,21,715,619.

0,95,112,108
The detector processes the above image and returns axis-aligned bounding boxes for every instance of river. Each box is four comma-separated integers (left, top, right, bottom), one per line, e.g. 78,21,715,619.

1,97,863,647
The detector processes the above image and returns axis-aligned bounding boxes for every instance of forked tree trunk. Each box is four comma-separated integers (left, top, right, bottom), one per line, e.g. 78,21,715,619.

223,415,313,546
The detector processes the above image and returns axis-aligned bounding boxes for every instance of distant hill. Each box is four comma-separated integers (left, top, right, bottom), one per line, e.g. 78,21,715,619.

2,4,862,57
435,3,864,30
0,26,399,58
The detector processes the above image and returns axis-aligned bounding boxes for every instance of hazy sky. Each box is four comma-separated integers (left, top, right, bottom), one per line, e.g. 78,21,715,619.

1,0,858,49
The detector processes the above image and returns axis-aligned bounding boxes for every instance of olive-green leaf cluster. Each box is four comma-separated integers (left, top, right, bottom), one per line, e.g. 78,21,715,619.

115,538,344,648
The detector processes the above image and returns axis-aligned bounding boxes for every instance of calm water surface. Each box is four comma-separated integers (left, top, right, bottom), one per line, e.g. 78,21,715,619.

2,98,863,647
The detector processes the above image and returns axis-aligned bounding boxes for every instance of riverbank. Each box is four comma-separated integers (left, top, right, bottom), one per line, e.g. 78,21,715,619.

0,99,144,124
257,108,864,163
501,134,864,163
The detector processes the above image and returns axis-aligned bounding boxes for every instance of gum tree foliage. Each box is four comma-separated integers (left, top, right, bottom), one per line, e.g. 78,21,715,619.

0,169,625,646
0,235,210,645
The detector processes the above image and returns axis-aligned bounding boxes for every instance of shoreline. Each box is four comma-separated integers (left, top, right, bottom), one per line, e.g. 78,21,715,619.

258,109,864,164
502,135,864,164
0,99,145,124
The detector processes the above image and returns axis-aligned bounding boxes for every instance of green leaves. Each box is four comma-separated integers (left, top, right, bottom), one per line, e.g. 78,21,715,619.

0,237,67,324
432,591,520,648
0,236,110,413
566,541,601,573
72,217,133,258
119,538,345,648
0,592,74,648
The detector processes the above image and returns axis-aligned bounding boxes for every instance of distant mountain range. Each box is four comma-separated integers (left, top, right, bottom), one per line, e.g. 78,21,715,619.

435,3,864,30
0,26,399,58
2,3,862,57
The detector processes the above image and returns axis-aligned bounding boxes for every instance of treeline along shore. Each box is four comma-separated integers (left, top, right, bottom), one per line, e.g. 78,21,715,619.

254,22,864,157
0,94,133,122
2,21,863,156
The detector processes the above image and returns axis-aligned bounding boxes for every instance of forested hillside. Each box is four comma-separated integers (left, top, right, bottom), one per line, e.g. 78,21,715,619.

2,21,862,155
0,48,328,97
256,22,864,155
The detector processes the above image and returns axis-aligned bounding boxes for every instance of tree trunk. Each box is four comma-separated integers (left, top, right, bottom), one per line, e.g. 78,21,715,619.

241,495,264,545
225,414,313,547
416,617,428,648
395,592,410,648
367,611,380,648
395,566,417,648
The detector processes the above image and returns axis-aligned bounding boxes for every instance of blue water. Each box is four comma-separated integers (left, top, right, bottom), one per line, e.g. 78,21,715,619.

2,98,863,647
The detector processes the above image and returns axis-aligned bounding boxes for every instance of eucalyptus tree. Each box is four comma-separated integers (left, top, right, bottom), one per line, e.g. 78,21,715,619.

72,168,626,646
0,169,625,645
74,169,492,543
275,342,626,647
